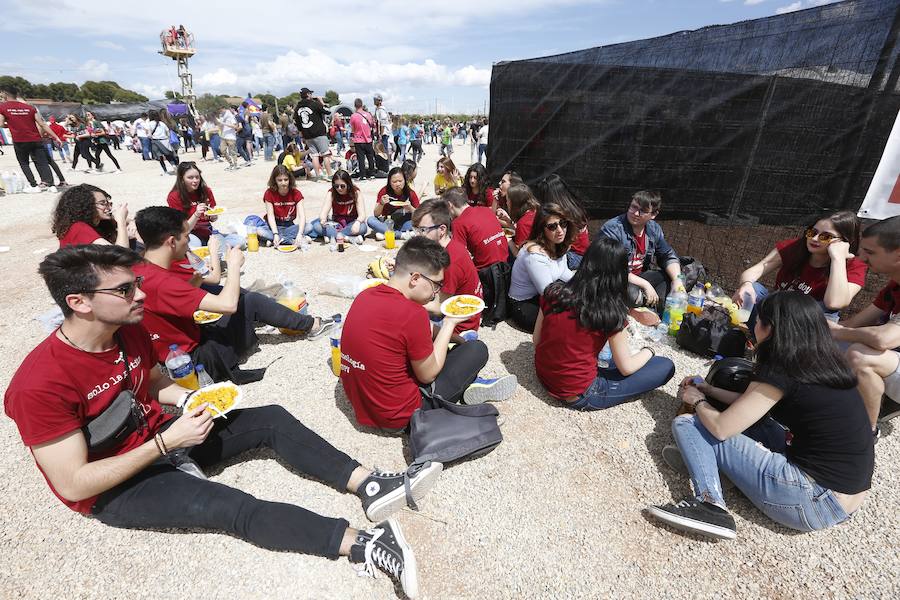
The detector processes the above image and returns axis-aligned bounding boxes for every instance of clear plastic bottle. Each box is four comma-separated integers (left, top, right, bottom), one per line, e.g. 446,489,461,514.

663,286,688,326
276,280,308,335
667,289,689,336
384,216,396,249
686,284,705,316
330,316,343,377
195,363,214,388
336,231,345,253
165,344,198,390
597,342,614,369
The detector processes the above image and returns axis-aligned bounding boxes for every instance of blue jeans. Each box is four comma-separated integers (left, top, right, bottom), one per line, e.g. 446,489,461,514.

478,143,487,164
209,134,222,160
263,133,275,161
366,215,413,235
567,356,675,411
566,251,583,270
189,232,244,254
672,414,851,532
236,137,252,163
255,221,312,245
335,131,345,153
139,136,152,160
308,218,367,240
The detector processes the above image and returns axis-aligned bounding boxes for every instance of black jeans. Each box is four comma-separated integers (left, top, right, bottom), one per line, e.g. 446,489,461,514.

44,147,65,185
13,141,53,186
507,295,540,333
355,142,375,177
72,139,97,169
92,405,359,558
410,140,423,163
236,137,252,162
93,143,121,170
429,339,489,403
629,270,670,315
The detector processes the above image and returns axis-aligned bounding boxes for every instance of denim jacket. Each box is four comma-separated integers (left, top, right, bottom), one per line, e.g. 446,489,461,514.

599,214,679,271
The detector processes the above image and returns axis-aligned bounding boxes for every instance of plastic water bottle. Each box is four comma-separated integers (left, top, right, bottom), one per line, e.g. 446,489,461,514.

597,342,613,369
330,316,343,377
686,284,705,316
336,231,345,253
0,171,12,193
647,322,667,342
384,216,396,249
165,344,199,390
195,363,214,388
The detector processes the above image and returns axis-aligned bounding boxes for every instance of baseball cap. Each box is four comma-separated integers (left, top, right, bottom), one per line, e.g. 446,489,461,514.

300,87,313,94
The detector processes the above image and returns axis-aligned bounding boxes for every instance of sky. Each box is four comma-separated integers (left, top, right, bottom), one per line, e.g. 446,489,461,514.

0,0,839,114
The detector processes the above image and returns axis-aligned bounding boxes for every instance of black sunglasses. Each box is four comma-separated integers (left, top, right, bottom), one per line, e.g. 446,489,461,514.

544,220,569,232
81,276,144,300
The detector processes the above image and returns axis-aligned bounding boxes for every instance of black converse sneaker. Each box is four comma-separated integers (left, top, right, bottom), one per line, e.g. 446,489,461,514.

878,395,900,423
647,498,737,540
350,518,418,599
358,462,443,522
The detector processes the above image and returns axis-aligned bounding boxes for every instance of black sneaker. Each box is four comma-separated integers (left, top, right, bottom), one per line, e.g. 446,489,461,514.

647,498,737,540
358,462,443,522
350,518,418,599
307,314,340,341
878,396,900,423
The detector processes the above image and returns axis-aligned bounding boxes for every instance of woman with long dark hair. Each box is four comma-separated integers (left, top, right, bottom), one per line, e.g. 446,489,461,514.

534,174,590,269
462,162,495,208
166,162,218,247
254,165,310,245
367,166,420,240
507,202,577,332
734,210,866,325
66,115,99,173
648,291,874,539
309,169,368,243
85,111,122,172
52,183,129,248
534,236,675,410
147,109,179,175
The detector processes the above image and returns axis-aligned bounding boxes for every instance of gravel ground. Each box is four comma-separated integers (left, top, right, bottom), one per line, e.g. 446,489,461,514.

0,140,897,599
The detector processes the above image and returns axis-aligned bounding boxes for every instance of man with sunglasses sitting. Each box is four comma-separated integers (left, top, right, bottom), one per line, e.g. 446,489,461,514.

339,236,517,433
132,206,337,383
829,216,900,438
600,190,683,312
4,244,440,599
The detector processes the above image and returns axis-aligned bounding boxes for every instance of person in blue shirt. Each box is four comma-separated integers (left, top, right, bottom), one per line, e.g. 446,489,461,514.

600,190,684,312
396,119,410,163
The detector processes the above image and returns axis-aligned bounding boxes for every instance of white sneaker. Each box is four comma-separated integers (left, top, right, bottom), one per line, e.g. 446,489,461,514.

24,186,40,194
48,186,58,193
375,232,385,241
400,231,414,241
351,235,364,245
323,236,331,243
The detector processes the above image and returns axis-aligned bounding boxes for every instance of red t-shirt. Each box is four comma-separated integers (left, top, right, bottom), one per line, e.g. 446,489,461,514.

535,296,610,399
774,238,867,301
873,281,900,320
570,227,590,255
452,206,508,269
340,285,433,429
630,230,647,274
467,186,496,207
166,187,216,240
0,100,42,143
49,121,68,141
330,190,359,223
444,238,483,333
263,187,303,223
375,187,420,217
3,324,170,513
59,221,103,248
132,262,207,362
513,209,536,246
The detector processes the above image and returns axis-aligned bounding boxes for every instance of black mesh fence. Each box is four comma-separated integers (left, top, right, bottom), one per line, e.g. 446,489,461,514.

488,0,900,299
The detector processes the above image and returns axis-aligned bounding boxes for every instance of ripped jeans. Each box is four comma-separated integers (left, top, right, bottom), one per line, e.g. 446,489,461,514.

672,414,851,532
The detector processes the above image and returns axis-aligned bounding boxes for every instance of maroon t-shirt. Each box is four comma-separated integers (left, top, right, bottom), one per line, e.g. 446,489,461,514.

4,324,170,513
167,187,217,241
264,188,304,222
0,100,42,142
874,281,900,320
570,227,590,255
513,209,536,246
59,222,103,248
444,238,483,333
774,238,867,301
535,296,612,399
452,206,508,269
375,187,420,217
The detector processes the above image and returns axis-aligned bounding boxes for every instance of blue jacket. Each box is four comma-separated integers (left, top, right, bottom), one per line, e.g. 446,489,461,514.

599,214,679,271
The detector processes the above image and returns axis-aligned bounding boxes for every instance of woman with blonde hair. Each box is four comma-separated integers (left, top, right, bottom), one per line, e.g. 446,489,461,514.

433,156,462,196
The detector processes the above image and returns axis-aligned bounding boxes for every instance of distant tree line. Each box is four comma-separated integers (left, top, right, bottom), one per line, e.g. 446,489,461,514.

0,75,149,104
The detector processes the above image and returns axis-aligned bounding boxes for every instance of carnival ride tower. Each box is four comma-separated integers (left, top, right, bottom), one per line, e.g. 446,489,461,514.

159,26,198,116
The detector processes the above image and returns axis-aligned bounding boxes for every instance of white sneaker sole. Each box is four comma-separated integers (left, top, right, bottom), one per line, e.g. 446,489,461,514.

463,374,518,404
646,505,737,540
386,517,418,599
365,462,443,522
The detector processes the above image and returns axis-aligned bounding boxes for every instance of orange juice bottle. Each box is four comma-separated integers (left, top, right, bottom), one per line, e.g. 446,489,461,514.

276,280,308,335
165,344,199,390
246,226,259,252
385,216,396,249
330,316,343,377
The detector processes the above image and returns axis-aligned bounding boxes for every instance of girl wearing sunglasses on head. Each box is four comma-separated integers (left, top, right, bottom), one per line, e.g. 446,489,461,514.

309,170,368,244
733,211,867,330
507,202,577,333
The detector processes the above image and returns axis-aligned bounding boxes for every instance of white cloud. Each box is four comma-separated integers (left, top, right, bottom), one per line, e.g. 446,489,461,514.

775,1,803,13
744,0,766,5
94,40,125,51
129,82,168,99
79,59,109,79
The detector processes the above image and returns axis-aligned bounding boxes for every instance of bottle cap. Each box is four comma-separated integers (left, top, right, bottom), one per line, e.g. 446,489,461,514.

196,363,205,371
169,344,178,350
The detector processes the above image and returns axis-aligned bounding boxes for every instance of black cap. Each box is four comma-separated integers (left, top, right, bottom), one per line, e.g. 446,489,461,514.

300,87,313,94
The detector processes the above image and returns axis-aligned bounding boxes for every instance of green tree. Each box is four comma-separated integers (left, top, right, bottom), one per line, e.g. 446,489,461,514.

257,93,277,112
323,90,340,106
195,93,229,115
48,82,81,102
164,90,184,100
0,75,33,97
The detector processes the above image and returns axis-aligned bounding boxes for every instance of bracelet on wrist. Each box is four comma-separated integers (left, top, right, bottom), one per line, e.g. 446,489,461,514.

693,398,708,409
641,346,656,358
153,433,167,456
740,280,755,286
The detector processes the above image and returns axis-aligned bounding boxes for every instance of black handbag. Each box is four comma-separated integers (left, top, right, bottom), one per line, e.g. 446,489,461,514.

82,334,147,452
408,387,502,467
676,304,747,358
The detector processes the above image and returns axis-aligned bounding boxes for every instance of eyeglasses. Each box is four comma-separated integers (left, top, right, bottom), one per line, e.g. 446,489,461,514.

412,272,443,294
81,276,144,301
544,220,569,232
95,198,113,208
804,228,845,243
413,224,442,235
628,204,653,217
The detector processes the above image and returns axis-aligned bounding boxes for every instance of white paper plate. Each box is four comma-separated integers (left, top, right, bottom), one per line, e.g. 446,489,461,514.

440,294,485,319
183,382,243,418
193,310,223,324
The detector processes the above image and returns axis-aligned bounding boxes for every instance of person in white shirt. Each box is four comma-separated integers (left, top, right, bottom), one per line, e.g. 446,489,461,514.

146,109,178,175
131,113,151,160
216,107,240,170
477,119,489,165
374,94,392,156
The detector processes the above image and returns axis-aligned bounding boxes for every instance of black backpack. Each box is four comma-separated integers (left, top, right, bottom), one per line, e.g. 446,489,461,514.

676,304,747,358
477,261,512,327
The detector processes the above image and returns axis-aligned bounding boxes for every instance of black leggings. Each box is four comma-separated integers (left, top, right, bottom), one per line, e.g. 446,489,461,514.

507,295,540,333
44,147,65,185
355,142,375,177
92,405,359,558
93,144,121,170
